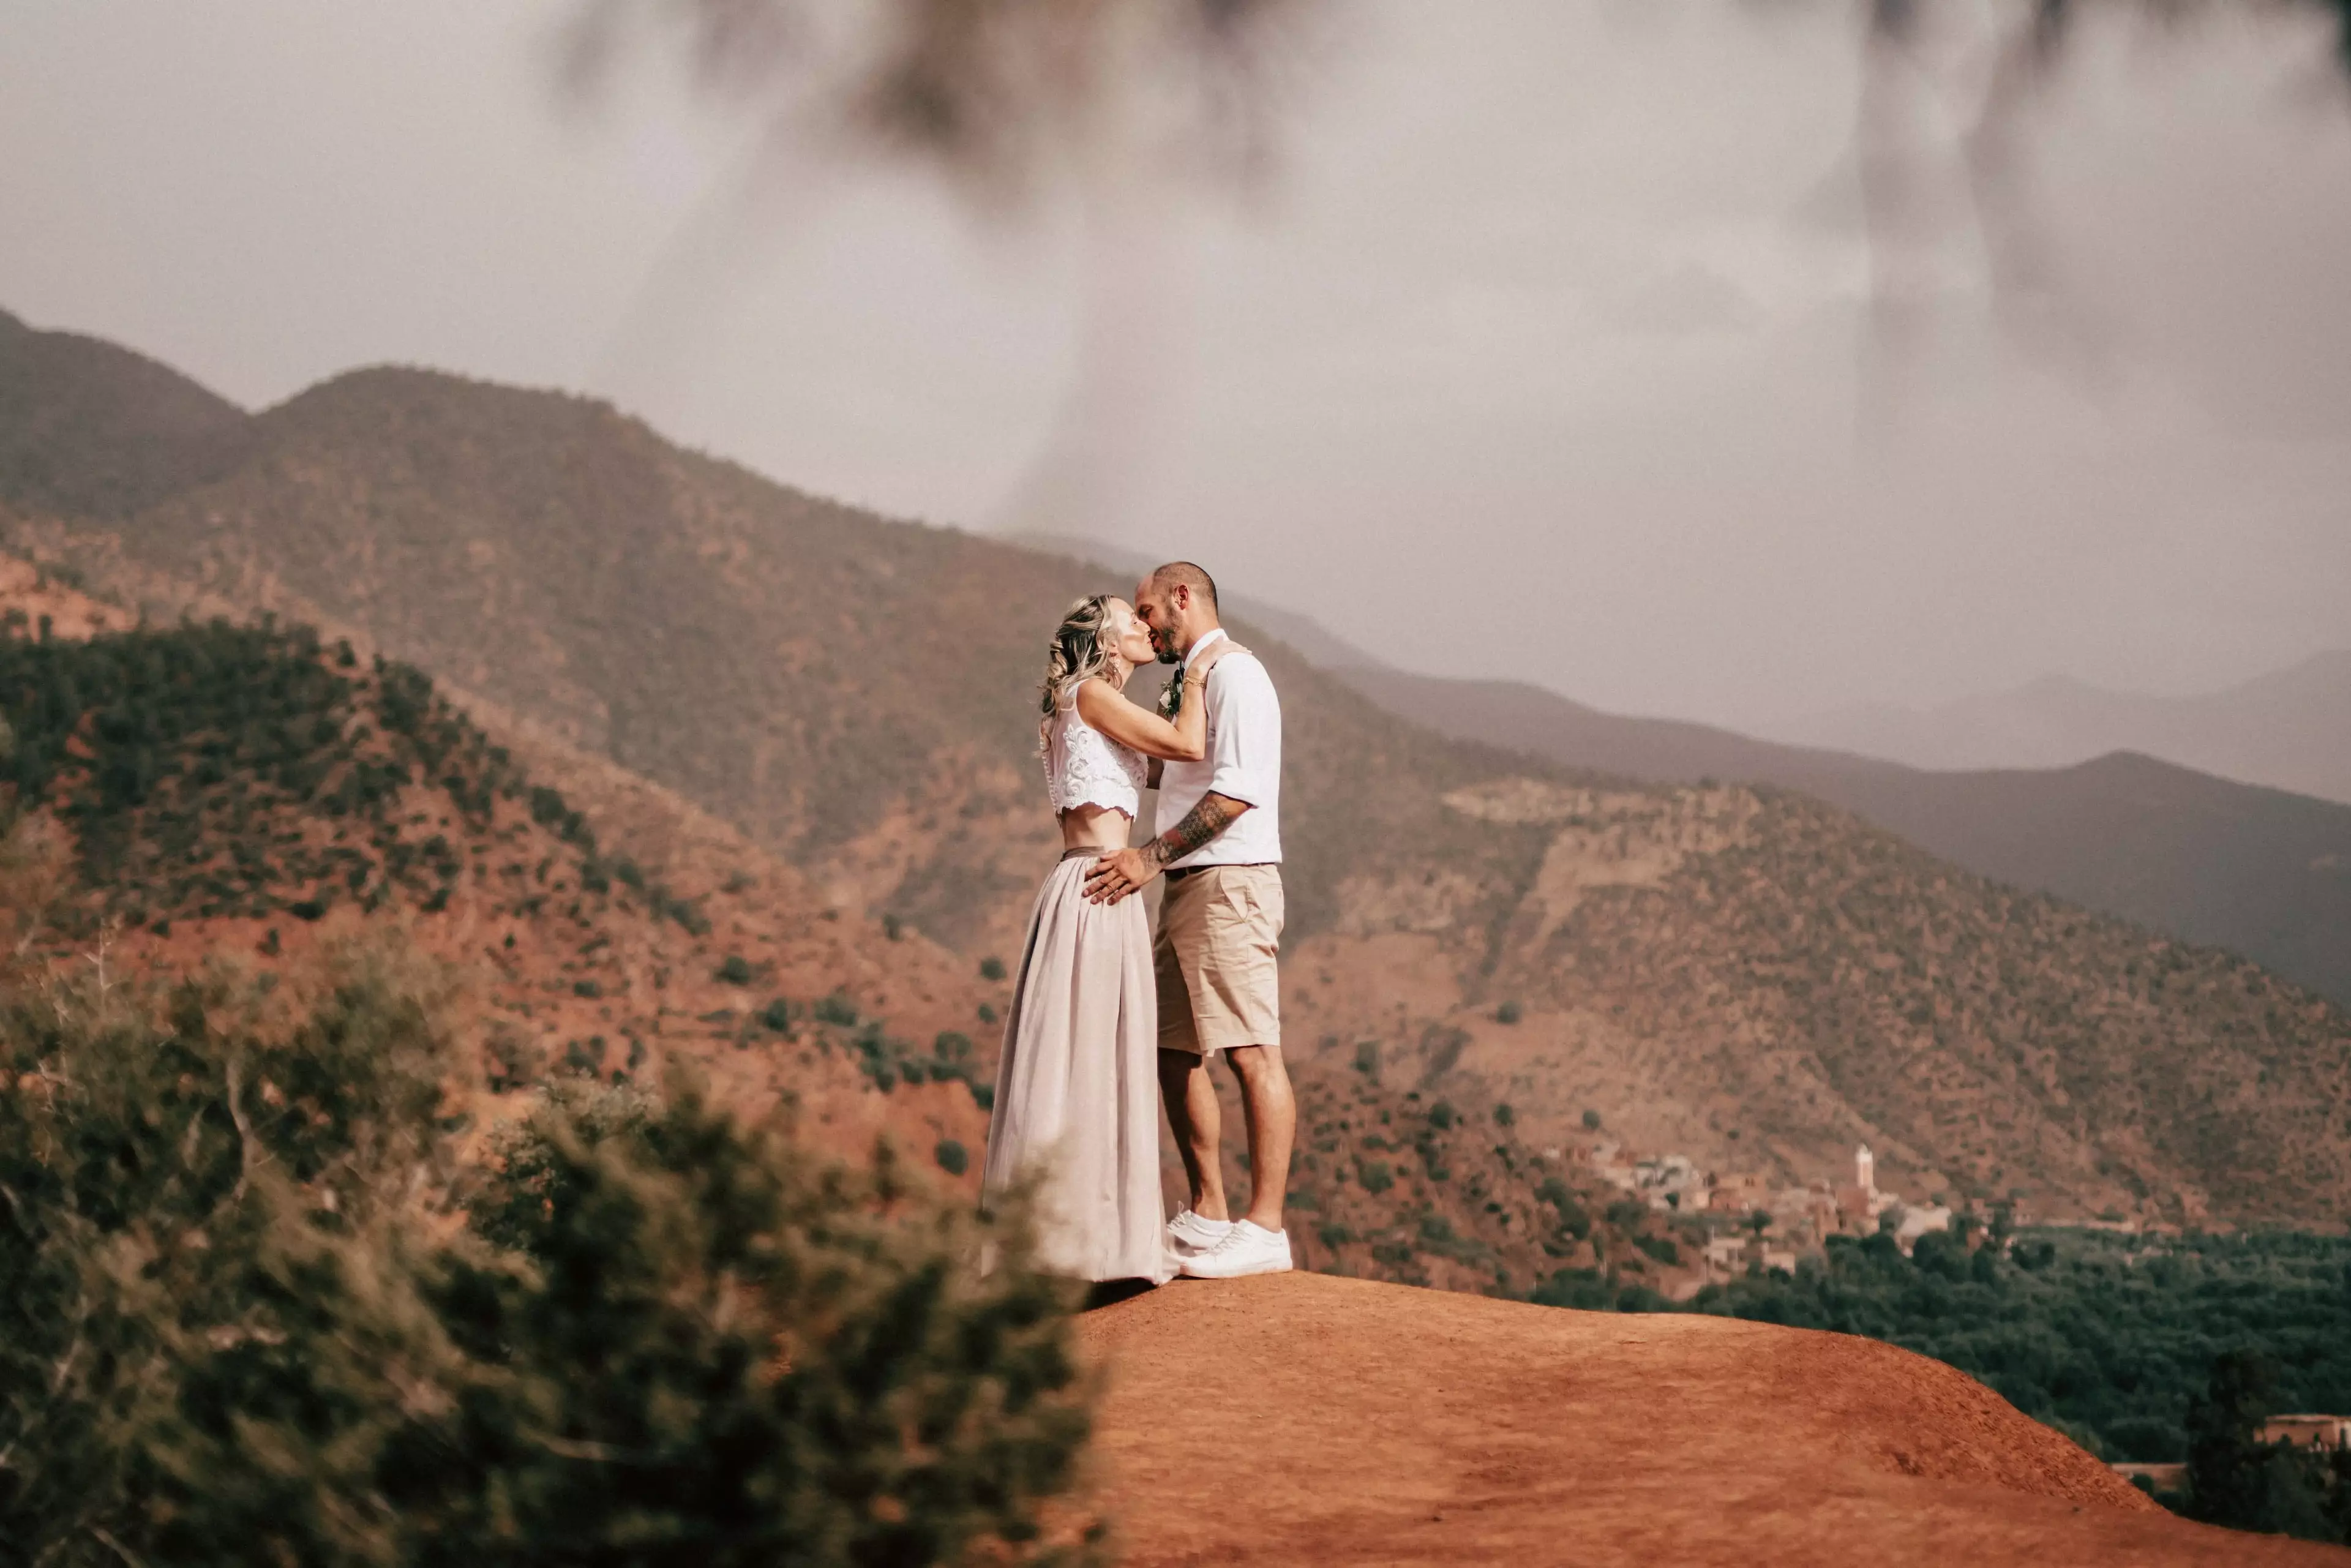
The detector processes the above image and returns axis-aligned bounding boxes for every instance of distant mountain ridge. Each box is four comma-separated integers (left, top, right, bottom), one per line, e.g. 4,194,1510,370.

1333,668,2351,1009
4,308,2349,1228
1772,656,2351,807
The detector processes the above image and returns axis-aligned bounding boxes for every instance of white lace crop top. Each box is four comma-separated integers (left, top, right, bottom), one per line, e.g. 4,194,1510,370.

1043,702,1148,818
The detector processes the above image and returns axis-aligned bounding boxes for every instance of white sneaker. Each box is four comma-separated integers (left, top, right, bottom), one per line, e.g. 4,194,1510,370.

1167,1208,1234,1259
1179,1219,1292,1279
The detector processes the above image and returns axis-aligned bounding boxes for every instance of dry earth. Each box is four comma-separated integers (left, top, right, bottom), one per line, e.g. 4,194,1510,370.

0,553,129,639
1076,1272,2351,1567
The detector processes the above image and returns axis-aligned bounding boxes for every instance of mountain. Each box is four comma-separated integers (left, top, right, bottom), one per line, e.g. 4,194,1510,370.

1337,668,2351,1009
0,558,1005,1173
1774,657,2351,808
4,318,2349,1228
0,307,255,522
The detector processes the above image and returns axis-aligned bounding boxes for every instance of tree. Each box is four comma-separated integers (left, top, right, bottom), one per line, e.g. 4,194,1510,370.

2179,1350,2334,1539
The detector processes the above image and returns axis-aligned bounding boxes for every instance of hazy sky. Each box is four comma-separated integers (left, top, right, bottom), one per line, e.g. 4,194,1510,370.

4,1,2349,727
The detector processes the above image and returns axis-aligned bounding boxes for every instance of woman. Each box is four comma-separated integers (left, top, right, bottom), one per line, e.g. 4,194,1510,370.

981,594,1237,1285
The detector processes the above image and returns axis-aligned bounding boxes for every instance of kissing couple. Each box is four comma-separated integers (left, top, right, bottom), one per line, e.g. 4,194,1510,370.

979,561,1294,1287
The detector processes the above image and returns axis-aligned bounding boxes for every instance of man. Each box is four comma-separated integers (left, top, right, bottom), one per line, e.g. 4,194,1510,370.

1085,561,1293,1279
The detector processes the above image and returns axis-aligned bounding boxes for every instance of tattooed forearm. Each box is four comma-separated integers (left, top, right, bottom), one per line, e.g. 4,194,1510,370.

1150,792,1249,869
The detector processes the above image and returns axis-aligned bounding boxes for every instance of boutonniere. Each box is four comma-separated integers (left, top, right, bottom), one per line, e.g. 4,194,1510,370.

1157,668,1184,721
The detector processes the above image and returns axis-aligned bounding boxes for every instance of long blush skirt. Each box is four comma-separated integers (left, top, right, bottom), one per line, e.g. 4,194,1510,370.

981,852,1176,1284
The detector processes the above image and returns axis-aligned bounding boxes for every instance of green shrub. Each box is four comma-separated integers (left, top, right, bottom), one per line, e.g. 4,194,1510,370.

714,953,755,986
978,956,1007,982
1604,1198,1649,1231
1494,1000,1521,1025
0,942,1097,1566
934,1138,970,1176
1536,1176,1592,1239
1357,1159,1394,1195
1531,1267,1615,1311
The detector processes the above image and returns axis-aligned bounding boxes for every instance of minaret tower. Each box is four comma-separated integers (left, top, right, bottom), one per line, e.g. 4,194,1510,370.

1855,1144,1875,1197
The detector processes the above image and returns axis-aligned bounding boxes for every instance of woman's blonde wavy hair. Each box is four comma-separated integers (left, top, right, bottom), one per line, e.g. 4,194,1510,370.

1039,594,1117,750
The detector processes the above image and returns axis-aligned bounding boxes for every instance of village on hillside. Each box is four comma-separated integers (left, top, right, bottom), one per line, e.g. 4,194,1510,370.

1565,1139,1998,1290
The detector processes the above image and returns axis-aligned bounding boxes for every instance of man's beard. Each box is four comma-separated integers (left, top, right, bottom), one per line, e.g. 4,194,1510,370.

1150,628,1179,664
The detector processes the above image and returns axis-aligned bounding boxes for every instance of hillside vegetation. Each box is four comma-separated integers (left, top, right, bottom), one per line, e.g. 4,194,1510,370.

4,329,2349,1224
0,593,1005,1172
1697,1226,2351,1467
1374,780,2351,1224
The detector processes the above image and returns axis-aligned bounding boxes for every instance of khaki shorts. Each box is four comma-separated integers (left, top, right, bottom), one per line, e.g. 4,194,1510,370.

1154,864,1284,1057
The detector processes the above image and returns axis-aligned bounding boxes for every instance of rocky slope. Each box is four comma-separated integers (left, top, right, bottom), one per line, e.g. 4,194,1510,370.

1294,779,2351,1226
1078,1272,2349,1567
3,330,2349,1227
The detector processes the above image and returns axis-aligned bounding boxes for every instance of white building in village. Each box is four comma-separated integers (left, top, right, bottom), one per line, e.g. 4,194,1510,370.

1580,1138,1955,1258
1634,1154,1709,1212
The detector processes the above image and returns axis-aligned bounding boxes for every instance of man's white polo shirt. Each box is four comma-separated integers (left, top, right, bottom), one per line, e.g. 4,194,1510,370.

1157,627,1282,868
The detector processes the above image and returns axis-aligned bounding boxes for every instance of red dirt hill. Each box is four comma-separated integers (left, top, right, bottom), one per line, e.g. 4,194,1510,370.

1077,1272,2351,1567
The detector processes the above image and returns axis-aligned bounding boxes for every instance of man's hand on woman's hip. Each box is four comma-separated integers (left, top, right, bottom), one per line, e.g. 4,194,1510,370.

1083,845,1161,905
1084,792,1252,906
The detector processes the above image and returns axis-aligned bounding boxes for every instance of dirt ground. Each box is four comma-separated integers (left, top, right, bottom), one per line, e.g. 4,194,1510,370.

1074,1272,2351,1567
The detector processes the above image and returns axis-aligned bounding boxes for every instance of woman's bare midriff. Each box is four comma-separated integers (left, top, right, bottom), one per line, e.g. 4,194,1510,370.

1059,803,1133,853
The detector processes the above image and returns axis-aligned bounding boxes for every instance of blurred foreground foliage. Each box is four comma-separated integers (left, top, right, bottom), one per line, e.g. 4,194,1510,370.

0,939,1095,1566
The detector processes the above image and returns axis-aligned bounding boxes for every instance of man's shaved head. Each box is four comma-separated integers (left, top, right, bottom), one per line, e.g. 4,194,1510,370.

1146,561,1219,612
1133,560,1222,663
